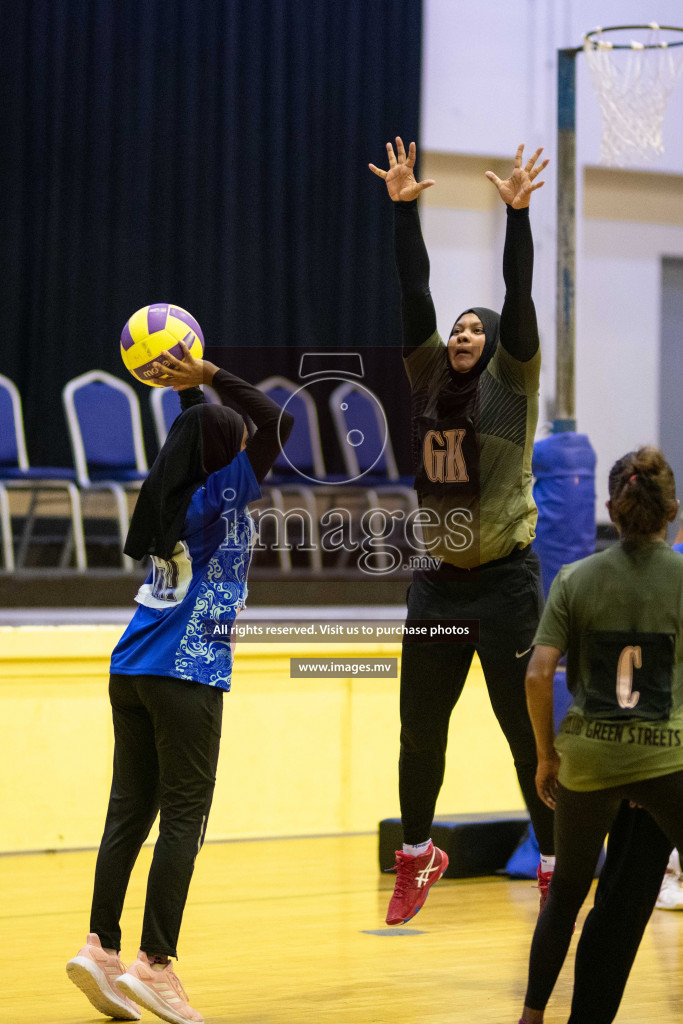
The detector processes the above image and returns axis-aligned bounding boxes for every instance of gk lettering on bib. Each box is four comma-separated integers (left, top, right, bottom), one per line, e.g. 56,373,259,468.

414,415,479,498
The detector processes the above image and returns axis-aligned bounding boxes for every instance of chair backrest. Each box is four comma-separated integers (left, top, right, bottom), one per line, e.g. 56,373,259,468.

63,370,148,486
150,387,182,448
0,374,28,469
329,381,398,480
150,385,224,448
257,376,325,480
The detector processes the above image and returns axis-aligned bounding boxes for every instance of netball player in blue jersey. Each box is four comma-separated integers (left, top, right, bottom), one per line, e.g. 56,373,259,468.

67,341,292,1024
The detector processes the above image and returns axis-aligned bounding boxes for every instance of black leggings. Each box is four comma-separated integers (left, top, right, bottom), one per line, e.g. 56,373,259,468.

525,771,683,1012
90,674,223,958
568,802,672,1024
399,553,554,854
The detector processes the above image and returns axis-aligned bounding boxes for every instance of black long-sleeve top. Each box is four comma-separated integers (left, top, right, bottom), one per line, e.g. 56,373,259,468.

180,370,293,483
393,199,539,361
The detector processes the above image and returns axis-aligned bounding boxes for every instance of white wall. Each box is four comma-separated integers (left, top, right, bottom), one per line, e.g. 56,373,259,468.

421,0,683,512
423,0,683,170
578,219,683,496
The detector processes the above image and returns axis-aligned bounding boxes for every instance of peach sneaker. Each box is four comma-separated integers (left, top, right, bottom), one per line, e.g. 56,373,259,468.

116,951,203,1024
66,933,141,1020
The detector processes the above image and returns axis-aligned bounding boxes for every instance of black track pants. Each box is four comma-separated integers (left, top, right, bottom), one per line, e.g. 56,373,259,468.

568,802,672,1024
525,772,683,1013
90,673,223,958
398,551,554,854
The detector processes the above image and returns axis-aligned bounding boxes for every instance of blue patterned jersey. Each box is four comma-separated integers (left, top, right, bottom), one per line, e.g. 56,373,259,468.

110,450,261,690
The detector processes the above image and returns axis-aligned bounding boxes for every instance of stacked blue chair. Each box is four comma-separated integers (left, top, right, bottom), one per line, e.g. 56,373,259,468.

256,377,332,571
328,381,416,503
63,371,148,571
329,381,417,571
257,377,327,486
0,374,86,571
259,376,410,573
150,385,221,448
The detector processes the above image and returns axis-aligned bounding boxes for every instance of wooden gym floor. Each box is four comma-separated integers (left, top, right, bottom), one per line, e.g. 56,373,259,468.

3,834,682,1023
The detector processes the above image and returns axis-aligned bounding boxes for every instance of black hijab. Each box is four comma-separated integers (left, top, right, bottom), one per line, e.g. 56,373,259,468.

124,403,245,561
436,305,500,413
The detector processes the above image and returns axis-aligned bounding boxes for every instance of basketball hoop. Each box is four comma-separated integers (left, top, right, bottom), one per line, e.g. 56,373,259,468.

583,23,683,166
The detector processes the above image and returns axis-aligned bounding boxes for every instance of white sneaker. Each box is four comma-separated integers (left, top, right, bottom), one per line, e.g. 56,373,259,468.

656,868,683,911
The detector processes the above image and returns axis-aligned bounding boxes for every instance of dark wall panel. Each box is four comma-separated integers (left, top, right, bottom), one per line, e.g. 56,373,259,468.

1,0,422,469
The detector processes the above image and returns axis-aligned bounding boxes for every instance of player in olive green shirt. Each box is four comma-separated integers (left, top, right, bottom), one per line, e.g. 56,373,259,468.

370,138,555,926
520,446,683,1024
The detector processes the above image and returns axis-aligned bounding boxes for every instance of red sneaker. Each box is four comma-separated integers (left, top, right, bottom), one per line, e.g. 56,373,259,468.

385,844,449,925
537,864,553,915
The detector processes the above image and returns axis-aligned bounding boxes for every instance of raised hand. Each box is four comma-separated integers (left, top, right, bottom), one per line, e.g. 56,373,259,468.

152,339,217,390
369,137,435,202
485,144,549,209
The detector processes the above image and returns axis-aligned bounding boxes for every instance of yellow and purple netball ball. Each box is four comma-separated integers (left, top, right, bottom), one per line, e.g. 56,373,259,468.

120,303,204,387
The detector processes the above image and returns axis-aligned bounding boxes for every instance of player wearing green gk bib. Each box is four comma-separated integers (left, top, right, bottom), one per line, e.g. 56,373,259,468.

369,138,556,927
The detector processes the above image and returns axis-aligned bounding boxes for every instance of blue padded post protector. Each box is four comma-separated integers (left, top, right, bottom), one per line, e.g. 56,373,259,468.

533,431,597,728
532,432,597,599
505,433,597,878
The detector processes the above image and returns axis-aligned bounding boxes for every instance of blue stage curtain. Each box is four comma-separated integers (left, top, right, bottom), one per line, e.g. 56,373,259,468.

1,0,422,467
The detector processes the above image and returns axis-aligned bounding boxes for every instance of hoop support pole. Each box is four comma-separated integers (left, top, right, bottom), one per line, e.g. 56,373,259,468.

555,48,578,433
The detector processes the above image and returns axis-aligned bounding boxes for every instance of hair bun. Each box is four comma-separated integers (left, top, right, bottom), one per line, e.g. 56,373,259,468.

608,445,677,542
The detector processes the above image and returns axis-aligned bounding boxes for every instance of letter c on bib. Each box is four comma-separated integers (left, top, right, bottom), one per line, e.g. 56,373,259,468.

616,645,641,710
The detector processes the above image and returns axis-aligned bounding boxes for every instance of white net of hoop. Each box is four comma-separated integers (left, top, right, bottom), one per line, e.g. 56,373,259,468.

584,25,683,166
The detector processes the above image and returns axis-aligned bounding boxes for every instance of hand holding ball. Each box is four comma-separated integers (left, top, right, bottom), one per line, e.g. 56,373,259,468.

152,339,215,391
120,303,204,387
